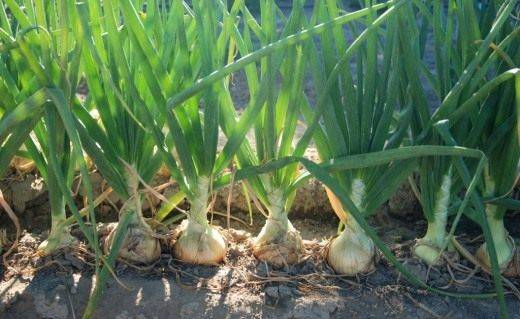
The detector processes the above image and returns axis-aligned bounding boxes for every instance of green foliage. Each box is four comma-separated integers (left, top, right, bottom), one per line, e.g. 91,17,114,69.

0,0,518,318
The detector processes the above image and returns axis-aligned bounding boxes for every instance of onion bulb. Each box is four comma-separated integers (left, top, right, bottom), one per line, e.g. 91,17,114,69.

104,221,161,264
104,173,161,264
475,240,517,277
252,189,302,267
173,219,226,265
475,209,517,277
172,177,226,265
37,223,77,256
325,182,376,275
327,223,376,275
253,216,303,268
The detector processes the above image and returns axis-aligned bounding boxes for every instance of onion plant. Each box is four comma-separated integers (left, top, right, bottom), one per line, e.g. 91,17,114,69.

74,0,165,265
473,73,519,277
0,0,98,256
218,0,310,267
452,1,520,278
398,0,519,270
275,0,413,275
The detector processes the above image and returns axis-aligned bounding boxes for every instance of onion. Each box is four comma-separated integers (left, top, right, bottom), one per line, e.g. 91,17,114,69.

325,182,376,275
172,178,226,264
103,177,161,264
475,206,517,277
413,242,444,266
253,216,303,267
413,174,452,266
475,225,516,275
173,219,226,265
104,222,161,264
327,224,376,275
37,225,77,256
252,190,303,267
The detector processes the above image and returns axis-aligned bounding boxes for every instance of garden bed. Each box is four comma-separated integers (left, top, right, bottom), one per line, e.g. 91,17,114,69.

1,173,519,318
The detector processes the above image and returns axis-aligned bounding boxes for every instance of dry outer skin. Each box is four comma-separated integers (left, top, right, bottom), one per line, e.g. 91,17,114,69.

1,173,46,213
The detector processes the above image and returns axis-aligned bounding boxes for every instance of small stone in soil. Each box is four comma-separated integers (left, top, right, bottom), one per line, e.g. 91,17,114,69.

265,286,279,299
255,263,269,276
64,253,85,270
278,285,293,298
290,300,339,319
264,285,294,306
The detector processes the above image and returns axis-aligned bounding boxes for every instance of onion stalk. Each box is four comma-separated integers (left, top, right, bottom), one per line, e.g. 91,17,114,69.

303,0,411,275
0,0,96,256
74,0,164,264
217,1,311,267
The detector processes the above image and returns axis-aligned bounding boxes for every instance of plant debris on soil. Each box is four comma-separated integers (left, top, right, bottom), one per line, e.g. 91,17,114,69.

1,206,519,319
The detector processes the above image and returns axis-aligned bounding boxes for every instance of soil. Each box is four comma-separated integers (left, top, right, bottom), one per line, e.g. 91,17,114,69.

1,206,520,319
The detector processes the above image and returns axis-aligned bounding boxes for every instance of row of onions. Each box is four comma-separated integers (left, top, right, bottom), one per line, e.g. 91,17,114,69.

400,0,519,274
0,0,518,318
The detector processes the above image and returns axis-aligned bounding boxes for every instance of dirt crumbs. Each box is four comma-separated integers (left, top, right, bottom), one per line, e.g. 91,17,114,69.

1,221,519,319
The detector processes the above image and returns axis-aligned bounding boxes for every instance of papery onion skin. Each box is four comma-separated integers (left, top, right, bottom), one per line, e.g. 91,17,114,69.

173,219,226,265
253,217,303,268
104,223,161,264
327,223,376,276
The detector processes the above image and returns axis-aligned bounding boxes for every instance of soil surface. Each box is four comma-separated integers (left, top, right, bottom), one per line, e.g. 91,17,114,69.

1,211,520,319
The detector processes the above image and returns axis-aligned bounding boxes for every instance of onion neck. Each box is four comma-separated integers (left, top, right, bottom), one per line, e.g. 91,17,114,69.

343,178,367,234
414,174,452,265
121,169,152,233
485,205,512,266
341,178,371,245
38,192,75,255
266,188,289,230
187,177,211,228
423,174,451,247
343,214,369,240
